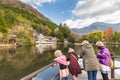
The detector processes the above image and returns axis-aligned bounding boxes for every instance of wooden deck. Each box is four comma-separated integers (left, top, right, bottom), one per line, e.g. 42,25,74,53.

53,70,119,80
78,70,98,80
78,70,111,80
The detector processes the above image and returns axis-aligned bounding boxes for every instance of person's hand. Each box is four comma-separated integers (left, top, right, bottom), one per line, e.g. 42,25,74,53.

51,63,56,68
67,61,70,65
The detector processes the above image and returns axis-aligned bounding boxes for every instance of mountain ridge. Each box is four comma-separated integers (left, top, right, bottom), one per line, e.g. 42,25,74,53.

0,0,49,21
70,22,120,34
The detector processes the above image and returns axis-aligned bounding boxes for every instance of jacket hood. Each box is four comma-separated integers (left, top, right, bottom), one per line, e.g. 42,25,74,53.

82,44,92,49
54,55,67,65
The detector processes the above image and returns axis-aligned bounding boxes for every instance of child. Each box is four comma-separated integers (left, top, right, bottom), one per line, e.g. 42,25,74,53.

54,50,69,80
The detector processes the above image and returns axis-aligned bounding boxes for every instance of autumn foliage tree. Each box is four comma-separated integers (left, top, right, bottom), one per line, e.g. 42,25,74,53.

104,27,115,41
86,30,104,43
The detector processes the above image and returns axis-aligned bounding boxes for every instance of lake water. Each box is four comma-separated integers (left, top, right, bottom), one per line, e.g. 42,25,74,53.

0,43,120,80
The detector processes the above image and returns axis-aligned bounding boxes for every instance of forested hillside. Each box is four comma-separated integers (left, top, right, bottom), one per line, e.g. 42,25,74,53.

0,0,72,46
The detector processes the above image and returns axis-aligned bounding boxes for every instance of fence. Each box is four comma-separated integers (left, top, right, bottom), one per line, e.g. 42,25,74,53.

111,56,120,79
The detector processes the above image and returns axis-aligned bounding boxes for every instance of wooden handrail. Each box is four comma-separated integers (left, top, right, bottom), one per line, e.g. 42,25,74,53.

111,56,120,58
20,63,54,80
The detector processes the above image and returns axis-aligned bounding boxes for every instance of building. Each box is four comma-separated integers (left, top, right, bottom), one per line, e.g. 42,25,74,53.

36,34,57,44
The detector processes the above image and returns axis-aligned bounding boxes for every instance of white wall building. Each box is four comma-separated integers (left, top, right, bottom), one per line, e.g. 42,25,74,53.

36,34,57,44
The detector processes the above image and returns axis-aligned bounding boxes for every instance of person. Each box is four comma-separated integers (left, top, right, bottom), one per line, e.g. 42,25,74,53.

67,48,82,80
80,40,101,80
53,50,69,80
96,41,111,80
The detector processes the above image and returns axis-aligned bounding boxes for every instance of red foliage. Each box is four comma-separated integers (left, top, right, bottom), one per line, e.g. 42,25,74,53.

104,27,114,40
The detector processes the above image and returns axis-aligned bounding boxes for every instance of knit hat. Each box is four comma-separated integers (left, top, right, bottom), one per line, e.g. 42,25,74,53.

68,48,75,53
81,40,89,45
96,41,104,47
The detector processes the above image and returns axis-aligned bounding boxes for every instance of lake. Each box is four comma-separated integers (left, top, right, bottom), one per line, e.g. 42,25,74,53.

0,43,120,80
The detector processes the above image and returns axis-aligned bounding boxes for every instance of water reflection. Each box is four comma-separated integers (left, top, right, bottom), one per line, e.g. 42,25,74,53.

0,44,120,80
8,48,16,55
36,44,57,54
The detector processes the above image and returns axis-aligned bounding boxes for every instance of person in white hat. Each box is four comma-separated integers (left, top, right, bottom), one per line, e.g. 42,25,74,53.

80,40,101,80
96,41,111,80
67,48,82,80
81,40,89,45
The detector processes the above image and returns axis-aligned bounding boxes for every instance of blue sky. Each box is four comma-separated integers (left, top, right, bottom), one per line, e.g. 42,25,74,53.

20,0,120,28
36,0,77,24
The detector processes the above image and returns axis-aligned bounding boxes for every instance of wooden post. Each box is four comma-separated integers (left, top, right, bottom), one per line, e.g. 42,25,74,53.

111,57,115,79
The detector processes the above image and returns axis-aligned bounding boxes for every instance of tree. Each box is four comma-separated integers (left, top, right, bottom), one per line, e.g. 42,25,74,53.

86,30,104,42
4,13,17,27
52,27,64,40
118,26,120,32
0,15,8,35
41,25,52,36
109,32,120,42
104,27,115,41
60,23,71,39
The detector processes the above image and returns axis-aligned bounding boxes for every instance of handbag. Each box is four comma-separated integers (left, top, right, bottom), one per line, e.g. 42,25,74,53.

59,59,69,79
59,68,69,78
110,57,114,68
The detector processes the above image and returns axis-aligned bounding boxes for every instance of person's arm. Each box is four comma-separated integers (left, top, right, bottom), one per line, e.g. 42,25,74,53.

97,51,107,59
51,59,58,67
66,55,70,65
80,48,84,58
73,53,79,60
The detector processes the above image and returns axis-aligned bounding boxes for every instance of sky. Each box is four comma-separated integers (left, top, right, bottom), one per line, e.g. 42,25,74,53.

20,0,120,28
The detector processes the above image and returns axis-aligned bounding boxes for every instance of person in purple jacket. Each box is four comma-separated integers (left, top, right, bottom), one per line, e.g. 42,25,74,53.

96,41,111,80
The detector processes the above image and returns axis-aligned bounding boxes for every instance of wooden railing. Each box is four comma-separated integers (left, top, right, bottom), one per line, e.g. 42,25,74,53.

111,56,120,79
20,56,120,80
52,56,120,80
20,63,54,80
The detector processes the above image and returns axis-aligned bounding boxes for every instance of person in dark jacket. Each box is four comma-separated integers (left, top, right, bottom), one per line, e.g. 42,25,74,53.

67,48,82,80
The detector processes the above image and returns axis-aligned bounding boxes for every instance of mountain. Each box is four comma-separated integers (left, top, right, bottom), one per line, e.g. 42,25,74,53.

70,22,120,34
0,0,49,20
0,0,59,46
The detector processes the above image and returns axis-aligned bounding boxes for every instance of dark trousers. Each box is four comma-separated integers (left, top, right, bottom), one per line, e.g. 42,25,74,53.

101,72,109,80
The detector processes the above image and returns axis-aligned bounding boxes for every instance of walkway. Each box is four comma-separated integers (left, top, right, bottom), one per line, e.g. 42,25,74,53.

54,70,113,80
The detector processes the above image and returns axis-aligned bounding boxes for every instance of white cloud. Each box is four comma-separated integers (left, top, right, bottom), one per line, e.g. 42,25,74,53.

20,0,55,6
64,0,120,28
64,18,96,28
